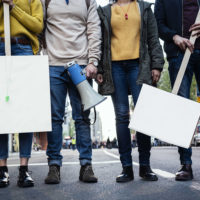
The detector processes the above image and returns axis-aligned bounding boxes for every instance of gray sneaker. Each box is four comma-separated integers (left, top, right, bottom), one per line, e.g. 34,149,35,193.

79,164,98,183
45,165,60,184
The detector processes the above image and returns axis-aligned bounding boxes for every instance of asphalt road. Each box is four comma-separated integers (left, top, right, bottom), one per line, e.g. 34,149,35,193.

0,147,200,200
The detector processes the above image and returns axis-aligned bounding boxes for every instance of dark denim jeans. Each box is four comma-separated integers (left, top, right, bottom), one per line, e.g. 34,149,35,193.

47,66,92,166
0,41,33,159
111,59,151,167
168,50,200,165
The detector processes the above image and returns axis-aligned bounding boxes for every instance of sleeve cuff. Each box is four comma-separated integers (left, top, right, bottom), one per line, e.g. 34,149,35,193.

88,57,99,64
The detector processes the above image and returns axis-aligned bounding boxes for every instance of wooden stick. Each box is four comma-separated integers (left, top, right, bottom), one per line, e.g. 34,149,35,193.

172,11,200,95
3,3,11,56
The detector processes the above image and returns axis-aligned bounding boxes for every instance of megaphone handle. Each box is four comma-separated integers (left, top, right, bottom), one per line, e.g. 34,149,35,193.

81,68,86,75
81,105,97,125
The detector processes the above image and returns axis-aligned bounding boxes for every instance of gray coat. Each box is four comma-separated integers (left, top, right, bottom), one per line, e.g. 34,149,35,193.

97,0,164,95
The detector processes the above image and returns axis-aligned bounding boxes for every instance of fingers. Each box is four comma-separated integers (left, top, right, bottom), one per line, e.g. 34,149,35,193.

95,74,103,84
192,31,200,37
85,64,97,79
179,41,186,51
189,23,200,38
2,0,14,7
2,0,12,4
185,40,194,52
179,39,193,52
152,70,161,84
189,23,200,32
173,35,194,52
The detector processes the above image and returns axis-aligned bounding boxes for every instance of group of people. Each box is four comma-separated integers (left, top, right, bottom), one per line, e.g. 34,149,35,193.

0,0,200,188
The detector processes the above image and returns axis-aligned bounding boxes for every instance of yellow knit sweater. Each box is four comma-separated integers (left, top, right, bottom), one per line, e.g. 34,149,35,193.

0,0,43,54
111,1,141,61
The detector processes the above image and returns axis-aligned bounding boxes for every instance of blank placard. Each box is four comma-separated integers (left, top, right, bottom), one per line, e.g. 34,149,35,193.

129,84,200,148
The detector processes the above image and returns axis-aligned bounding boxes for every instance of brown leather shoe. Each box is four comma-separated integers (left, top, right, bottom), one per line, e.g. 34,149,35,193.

175,164,193,181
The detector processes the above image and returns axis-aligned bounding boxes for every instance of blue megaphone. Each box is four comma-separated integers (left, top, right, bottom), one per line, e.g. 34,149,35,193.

64,61,106,111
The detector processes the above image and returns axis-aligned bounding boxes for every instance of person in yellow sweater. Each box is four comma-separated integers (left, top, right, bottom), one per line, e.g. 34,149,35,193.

97,0,164,183
0,0,43,188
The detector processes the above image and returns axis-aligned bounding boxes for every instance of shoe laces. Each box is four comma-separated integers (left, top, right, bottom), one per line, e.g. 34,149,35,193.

0,170,4,178
179,165,191,172
48,166,59,176
83,165,94,176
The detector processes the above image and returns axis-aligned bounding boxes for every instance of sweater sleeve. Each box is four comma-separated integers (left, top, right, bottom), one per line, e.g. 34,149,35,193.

87,0,102,64
147,7,165,71
154,0,177,42
0,2,2,23
10,0,43,34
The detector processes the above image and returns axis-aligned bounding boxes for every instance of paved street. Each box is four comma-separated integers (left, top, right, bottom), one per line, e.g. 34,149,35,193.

0,147,200,200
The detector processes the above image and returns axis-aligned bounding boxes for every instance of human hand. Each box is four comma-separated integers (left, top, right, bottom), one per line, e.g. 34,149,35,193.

189,23,200,38
151,69,161,84
2,0,14,9
173,35,194,52
85,64,97,79
95,74,103,84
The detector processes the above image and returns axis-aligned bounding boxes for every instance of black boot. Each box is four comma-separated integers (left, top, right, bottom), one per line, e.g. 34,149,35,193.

175,164,193,181
0,166,9,188
139,166,158,181
45,165,60,184
79,164,98,183
116,166,134,183
17,166,34,187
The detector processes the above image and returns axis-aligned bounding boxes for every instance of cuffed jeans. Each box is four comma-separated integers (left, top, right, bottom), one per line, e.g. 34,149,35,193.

111,59,151,167
47,66,92,166
168,50,200,165
0,40,33,159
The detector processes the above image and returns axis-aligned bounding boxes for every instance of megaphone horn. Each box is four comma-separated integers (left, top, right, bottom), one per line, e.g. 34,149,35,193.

65,61,107,111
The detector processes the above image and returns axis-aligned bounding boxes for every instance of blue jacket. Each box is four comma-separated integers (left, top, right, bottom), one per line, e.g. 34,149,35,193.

154,0,200,59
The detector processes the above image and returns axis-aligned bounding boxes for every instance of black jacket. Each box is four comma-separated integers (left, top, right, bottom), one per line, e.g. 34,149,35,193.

154,0,200,59
97,0,164,95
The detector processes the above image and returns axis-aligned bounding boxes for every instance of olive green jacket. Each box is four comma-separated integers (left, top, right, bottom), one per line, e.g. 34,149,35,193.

97,0,164,95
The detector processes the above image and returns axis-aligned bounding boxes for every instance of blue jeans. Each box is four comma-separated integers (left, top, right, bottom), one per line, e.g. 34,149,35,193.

0,40,33,159
111,60,151,167
168,50,200,165
47,66,92,166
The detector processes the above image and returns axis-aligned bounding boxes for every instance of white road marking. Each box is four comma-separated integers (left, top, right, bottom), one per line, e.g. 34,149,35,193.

103,150,175,178
190,182,200,191
153,169,175,178
7,160,120,167
6,150,200,192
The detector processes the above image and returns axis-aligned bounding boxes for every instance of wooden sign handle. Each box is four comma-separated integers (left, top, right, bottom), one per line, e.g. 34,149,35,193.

3,3,11,56
172,11,200,95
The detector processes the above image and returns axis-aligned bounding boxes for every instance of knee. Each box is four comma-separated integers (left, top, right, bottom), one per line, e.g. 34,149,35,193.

115,107,129,123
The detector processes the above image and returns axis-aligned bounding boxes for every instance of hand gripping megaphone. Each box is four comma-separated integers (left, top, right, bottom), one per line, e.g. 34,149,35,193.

64,61,107,111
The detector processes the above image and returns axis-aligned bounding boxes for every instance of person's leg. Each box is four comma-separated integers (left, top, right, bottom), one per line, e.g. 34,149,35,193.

168,53,194,180
126,59,157,181
111,61,132,167
0,134,9,188
68,67,97,183
1,42,34,187
193,49,200,92
0,44,8,168
126,60,151,167
45,66,68,184
68,75,92,166
18,133,34,187
111,61,133,183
